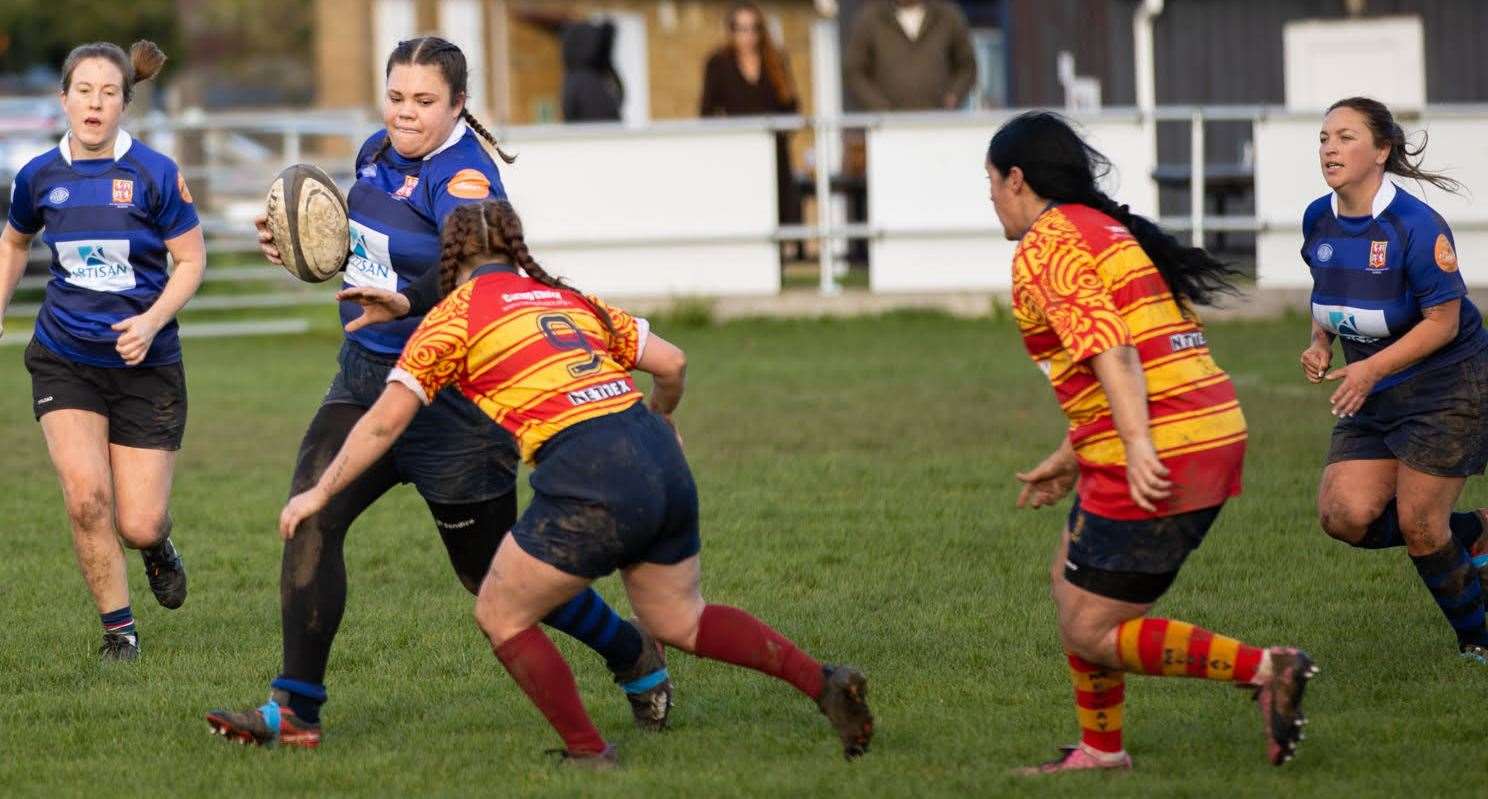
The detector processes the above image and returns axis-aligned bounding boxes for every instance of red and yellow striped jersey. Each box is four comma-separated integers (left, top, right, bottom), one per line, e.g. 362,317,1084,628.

390,265,647,462
1011,204,1246,519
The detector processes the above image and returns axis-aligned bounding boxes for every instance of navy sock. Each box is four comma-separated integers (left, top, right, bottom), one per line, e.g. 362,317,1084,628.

543,588,644,674
101,606,137,645
1358,501,1484,551
1411,540,1488,649
271,676,327,725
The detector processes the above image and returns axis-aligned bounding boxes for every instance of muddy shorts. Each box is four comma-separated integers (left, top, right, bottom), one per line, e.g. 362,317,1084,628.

1326,349,1488,478
1064,498,1224,604
512,402,701,579
324,340,517,504
24,337,187,450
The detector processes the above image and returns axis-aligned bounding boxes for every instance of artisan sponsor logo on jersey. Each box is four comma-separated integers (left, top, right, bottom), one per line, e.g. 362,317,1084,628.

392,175,419,200
1315,243,1334,263
1169,331,1208,352
111,179,134,206
446,168,490,199
503,290,563,303
58,239,135,292
566,378,633,406
1105,225,1132,240
47,186,71,205
1368,240,1388,270
1435,233,1458,272
344,221,396,291
1313,303,1388,343
359,165,378,178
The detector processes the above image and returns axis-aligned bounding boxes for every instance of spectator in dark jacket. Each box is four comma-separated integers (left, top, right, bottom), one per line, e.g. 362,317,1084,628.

844,0,977,111
700,2,803,232
561,20,624,122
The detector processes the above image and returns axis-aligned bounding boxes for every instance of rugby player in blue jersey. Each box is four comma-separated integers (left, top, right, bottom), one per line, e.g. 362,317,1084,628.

1300,97,1488,662
207,37,670,748
0,41,199,662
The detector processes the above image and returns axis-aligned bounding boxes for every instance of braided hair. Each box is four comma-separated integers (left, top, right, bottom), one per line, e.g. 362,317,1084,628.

987,111,1240,310
438,201,617,337
370,36,515,166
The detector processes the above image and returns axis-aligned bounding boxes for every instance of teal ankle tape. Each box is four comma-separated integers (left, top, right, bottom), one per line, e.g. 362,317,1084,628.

621,668,668,694
258,698,282,740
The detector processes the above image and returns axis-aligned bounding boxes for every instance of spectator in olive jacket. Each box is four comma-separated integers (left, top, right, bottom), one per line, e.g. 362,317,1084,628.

844,0,977,111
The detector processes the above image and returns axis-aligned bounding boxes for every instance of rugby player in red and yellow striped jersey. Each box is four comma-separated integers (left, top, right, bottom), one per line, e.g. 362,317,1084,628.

988,112,1315,775
275,200,874,765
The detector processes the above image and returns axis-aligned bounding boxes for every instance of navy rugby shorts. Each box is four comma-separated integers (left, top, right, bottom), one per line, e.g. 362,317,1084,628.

1064,497,1224,604
323,340,517,503
1326,348,1488,478
512,402,701,579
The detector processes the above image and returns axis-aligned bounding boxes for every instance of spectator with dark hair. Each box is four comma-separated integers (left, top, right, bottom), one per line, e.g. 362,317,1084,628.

700,2,802,244
844,0,976,111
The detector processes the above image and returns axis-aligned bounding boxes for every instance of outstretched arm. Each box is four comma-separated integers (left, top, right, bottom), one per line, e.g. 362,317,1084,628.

278,383,423,538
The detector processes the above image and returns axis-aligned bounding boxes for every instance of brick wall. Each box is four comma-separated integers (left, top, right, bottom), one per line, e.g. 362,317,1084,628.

505,1,818,124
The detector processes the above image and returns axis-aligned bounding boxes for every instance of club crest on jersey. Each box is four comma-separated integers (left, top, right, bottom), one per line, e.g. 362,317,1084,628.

48,186,71,205
392,175,419,200
1435,233,1458,272
111,179,134,206
1368,240,1388,270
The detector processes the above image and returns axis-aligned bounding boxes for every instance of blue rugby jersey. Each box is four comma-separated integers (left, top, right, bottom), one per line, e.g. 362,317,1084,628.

7,131,199,367
341,122,507,355
1301,179,1488,393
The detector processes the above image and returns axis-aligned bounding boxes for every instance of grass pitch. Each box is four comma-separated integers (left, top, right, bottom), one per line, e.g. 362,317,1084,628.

2,310,1485,797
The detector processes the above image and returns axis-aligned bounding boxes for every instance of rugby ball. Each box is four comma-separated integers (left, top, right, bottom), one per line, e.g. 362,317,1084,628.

265,164,349,283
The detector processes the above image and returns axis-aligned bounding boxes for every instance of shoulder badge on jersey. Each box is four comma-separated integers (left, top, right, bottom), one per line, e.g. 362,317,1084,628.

112,179,134,206
393,175,419,200
1368,240,1388,270
177,172,194,204
447,168,490,200
1435,233,1458,272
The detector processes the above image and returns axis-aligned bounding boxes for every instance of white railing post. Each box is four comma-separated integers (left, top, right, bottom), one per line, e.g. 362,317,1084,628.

811,17,842,295
1190,108,1205,247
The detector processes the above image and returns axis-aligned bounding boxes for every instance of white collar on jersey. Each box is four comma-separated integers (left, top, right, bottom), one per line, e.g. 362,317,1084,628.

422,120,467,161
58,128,134,165
1330,177,1397,219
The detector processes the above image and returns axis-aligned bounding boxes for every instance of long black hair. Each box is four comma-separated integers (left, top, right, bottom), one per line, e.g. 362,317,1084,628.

1327,97,1462,195
986,111,1239,310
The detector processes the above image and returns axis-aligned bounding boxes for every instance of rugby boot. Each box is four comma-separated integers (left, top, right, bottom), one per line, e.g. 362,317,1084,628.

547,744,620,771
1014,745,1132,776
1461,644,1488,666
817,665,873,759
1253,647,1317,766
99,631,139,662
141,536,187,609
610,623,672,731
206,693,321,748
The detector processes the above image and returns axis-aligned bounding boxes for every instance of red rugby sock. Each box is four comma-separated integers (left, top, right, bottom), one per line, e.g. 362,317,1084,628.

494,627,608,755
693,604,825,700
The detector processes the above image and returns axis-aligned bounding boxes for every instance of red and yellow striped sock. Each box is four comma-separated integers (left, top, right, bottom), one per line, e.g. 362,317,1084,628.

1068,653,1125,754
1115,618,1264,684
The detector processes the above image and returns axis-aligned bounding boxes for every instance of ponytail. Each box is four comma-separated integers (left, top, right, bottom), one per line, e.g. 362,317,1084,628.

61,39,167,104
987,111,1239,311
1327,97,1464,196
